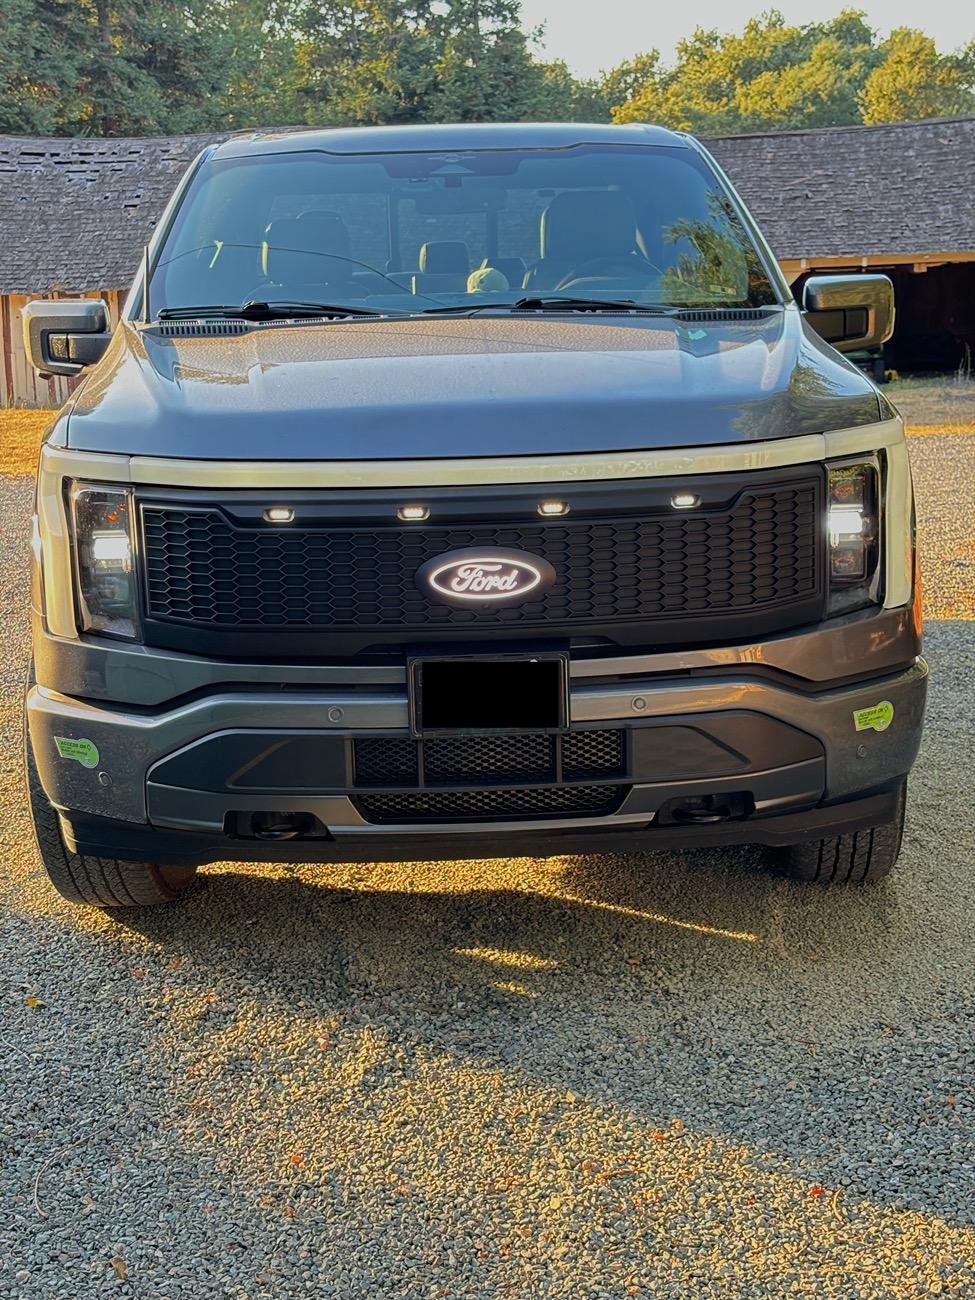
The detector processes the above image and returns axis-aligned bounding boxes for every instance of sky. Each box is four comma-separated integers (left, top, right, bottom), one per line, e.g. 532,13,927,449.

519,0,975,77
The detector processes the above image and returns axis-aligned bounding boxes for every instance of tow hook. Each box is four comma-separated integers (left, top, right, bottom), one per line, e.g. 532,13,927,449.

229,811,330,841
657,792,753,826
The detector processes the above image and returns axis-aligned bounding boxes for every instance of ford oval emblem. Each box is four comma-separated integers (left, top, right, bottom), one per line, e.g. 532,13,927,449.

417,547,556,607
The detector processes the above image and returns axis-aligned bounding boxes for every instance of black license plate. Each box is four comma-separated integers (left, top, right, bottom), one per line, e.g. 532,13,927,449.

409,655,569,736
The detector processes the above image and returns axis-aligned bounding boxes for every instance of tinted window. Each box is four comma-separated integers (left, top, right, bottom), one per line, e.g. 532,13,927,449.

150,144,779,312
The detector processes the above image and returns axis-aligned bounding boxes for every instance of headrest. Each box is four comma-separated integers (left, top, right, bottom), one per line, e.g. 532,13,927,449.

419,241,470,274
296,210,352,258
263,218,306,250
264,214,351,257
540,190,637,261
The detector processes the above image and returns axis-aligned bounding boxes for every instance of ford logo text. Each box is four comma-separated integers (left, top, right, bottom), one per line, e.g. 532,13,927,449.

417,548,556,607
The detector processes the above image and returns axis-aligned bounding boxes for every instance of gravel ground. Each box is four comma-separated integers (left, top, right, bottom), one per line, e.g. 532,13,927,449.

1,436,974,1299
883,376,975,429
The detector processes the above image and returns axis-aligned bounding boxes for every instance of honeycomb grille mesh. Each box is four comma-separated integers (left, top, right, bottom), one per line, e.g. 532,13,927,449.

354,785,627,823
354,737,420,786
353,730,626,788
423,733,554,784
140,482,819,631
562,729,625,777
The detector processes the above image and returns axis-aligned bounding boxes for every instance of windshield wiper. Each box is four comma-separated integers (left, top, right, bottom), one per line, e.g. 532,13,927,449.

415,297,682,317
156,300,400,322
510,297,680,314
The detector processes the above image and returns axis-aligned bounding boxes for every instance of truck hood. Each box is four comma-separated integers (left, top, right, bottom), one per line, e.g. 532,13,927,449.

67,308,882,460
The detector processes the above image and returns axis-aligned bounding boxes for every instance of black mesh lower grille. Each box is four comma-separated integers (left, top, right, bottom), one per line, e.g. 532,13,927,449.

353,730,626,788
354,737,420,786
423,733,554,784
353,785,627,823
562,729,625,777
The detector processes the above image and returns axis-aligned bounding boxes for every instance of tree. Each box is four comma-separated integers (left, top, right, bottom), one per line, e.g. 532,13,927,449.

606,9,975,133
535,60,610,122
0,0,244,134
600,51,661,117
1,2,971,137
215,0,303,129
285,1,438,126
860,29,975,124
0,0,99,133
430,0,573,121
82,1,238,134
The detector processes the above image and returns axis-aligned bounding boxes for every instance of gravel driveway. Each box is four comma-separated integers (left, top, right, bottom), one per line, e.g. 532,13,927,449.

1,434,974,1299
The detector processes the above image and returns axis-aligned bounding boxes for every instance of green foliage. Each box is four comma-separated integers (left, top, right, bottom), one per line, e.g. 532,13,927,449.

659,194,755,305
609,9,973,133
0,2,970,137
860,29,975,124
0,0,97,133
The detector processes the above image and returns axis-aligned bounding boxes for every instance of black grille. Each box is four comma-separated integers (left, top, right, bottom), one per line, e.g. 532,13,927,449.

562,729,625,777
353,730,626,788
140,479,820,633
354,737,420,786
354,785,627,823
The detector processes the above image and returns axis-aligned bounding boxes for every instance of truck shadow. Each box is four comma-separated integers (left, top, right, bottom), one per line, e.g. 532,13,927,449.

111,826,973,1227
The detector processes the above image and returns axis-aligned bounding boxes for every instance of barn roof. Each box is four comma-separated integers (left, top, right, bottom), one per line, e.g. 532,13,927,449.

0,115,972,294
0,131,222,295
706,114,975,262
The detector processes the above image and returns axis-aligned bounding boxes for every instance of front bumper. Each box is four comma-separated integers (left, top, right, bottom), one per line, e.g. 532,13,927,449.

27,606,928,866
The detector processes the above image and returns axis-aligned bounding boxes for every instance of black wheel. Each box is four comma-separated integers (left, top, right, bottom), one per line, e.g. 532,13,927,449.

773,783,906,884
24,722,197,909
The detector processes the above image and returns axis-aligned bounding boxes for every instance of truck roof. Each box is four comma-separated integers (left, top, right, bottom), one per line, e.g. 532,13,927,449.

210,121,690,159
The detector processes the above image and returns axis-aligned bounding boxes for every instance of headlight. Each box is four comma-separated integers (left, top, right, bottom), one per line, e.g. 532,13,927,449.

69,483,139,639
827,457,880,615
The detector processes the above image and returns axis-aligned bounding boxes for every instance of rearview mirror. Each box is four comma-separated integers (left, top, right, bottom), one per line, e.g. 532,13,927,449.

21,299,112,378
802,274,894,352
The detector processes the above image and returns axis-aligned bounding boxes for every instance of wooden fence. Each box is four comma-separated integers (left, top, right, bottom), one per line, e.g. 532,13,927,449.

1,289,125,408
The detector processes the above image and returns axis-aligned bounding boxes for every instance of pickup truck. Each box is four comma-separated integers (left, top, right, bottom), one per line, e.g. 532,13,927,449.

22,122,926,908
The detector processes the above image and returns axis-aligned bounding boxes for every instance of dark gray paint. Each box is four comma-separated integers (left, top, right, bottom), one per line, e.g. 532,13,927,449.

66,308,880,459
27,657,927,827
32,604,921,708
145,761,827,836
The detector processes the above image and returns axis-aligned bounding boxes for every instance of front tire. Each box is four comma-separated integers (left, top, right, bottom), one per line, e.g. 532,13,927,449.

773,783,907,884
24,729,197,909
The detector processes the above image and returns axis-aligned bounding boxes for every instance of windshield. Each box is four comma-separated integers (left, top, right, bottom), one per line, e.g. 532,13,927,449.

148,143,780,316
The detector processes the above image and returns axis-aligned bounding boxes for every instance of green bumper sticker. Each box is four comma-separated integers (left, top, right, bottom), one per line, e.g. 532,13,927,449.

853,701,894,733
54,736,100,769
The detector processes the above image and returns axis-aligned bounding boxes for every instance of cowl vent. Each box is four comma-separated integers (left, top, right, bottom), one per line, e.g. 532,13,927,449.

154,320,251,337
674,308,775,323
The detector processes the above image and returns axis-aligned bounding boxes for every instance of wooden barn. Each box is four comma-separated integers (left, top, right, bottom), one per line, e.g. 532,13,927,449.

707,115,975,373
1,115,974,405
0,131,220,407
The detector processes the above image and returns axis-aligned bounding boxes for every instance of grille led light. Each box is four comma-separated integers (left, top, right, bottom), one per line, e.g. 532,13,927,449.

398,504,430,521
538,500,569,516
264,507,295,523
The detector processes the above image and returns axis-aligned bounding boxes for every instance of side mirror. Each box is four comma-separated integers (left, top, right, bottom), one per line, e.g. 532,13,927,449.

802,274,894,352
21,299,112,378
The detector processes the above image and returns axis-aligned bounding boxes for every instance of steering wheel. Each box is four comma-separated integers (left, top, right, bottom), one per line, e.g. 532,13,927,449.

555,254,660,291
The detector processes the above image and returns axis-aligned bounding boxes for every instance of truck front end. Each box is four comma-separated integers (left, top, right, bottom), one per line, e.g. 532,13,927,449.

23,123,926,906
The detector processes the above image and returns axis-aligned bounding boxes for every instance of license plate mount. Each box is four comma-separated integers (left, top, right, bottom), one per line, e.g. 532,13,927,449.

408,654,569,737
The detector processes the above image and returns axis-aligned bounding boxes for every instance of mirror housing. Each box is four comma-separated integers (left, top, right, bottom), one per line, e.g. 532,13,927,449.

802,274,894,352
21,299,112,378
